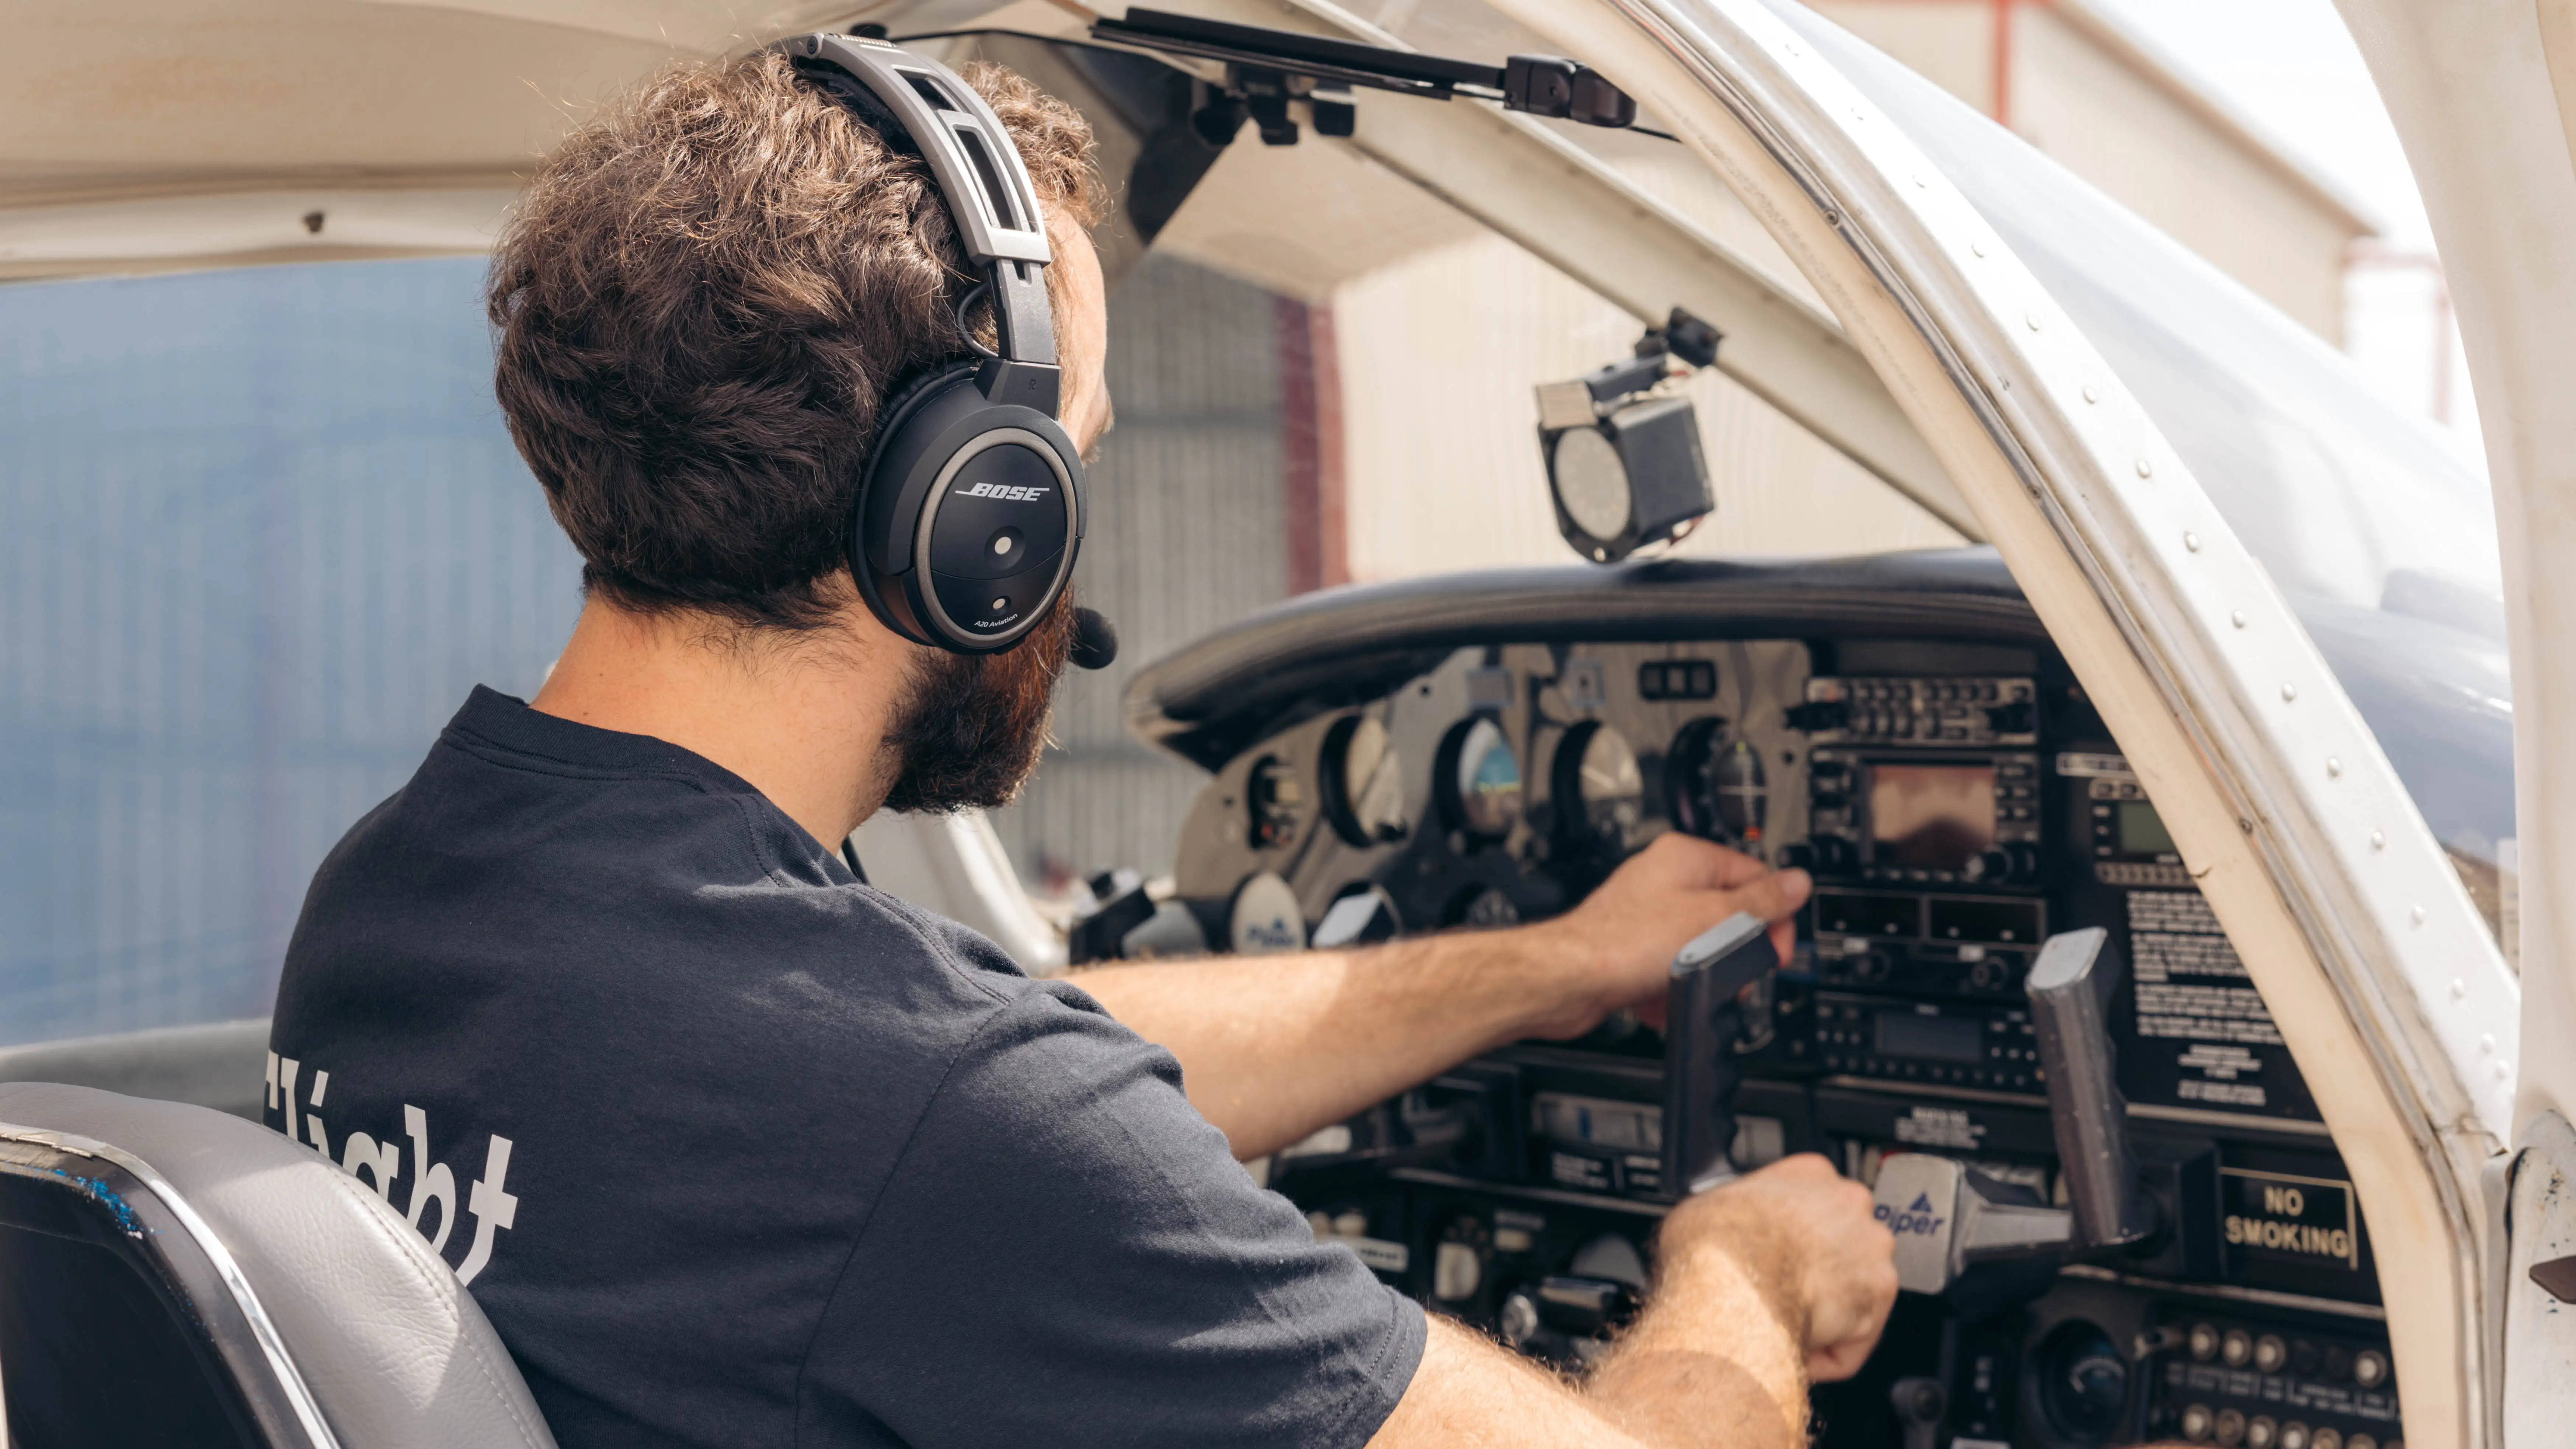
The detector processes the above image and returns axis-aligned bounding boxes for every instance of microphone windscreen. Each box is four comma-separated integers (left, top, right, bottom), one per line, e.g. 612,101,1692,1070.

1069,606,1119,671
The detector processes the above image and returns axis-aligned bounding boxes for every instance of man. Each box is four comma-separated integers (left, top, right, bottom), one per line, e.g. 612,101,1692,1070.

267,49,1896,1449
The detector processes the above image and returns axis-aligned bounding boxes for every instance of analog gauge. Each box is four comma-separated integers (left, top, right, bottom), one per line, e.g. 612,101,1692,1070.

1228,871,1306,954
1434,717,1523,840
1319,715,1407,848
1246,755,1303,849
1665,717,1768,847
1447,885,1522,929
1552,720,1646,853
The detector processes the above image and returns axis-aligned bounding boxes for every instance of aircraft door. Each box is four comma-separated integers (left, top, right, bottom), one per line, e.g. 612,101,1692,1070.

1461,0,2520,1441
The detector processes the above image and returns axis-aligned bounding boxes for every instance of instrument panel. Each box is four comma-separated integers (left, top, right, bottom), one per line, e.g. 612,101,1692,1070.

1124,555,2399,1449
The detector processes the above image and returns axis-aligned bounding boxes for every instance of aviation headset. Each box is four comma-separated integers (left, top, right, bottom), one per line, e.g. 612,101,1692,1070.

773,32,1087,656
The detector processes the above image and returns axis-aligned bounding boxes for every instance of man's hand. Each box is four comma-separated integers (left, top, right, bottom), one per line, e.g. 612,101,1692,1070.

1077,832,1814,1159
1522,833,1812,1039
1371,1153,1900,1449
1659,1154,1900,1382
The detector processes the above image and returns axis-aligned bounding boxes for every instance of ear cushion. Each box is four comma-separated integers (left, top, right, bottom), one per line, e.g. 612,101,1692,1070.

849,361,980,561
867,360,982,457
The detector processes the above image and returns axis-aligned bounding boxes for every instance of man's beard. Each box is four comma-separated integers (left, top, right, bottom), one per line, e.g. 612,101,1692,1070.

879,589,1076,813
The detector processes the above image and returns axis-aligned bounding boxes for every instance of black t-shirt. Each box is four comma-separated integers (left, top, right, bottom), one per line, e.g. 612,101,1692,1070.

266,687,1424,1448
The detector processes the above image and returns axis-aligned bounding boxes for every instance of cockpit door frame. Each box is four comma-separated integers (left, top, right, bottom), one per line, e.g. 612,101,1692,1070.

1470,0,2517,1442
2329,0,2576,1435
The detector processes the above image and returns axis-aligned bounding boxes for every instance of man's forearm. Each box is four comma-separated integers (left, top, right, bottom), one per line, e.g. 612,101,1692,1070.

1368,1242,1809,1449
1584,1213,1810,1445
1071,924,1601,1160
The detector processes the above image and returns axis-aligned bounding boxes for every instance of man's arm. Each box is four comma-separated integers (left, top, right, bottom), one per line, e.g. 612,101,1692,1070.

1073,834,1810,1160
1369,1155,1898,1448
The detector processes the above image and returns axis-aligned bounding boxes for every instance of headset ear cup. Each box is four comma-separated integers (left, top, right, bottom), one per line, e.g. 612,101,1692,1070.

849,363,982,648
850,359,1083,655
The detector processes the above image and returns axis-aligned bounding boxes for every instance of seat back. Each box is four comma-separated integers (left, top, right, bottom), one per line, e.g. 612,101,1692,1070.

0,1082,556,1449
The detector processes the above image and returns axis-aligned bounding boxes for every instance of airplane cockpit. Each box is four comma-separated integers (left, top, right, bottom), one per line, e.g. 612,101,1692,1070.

0,1,2544,1446
906,8,2500,1447
904,6,2511,1446
1123,548,2424,1449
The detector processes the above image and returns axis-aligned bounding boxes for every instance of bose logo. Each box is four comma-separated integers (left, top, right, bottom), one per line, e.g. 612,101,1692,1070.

960,482,1051,501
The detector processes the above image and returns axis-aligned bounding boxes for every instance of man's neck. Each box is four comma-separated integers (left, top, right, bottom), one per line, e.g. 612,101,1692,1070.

530,596,907,850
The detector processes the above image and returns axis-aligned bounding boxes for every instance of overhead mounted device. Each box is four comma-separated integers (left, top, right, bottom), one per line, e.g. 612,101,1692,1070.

1534,309,1722,564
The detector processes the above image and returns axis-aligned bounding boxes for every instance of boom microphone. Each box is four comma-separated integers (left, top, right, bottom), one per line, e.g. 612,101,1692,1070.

1070,606,1119,671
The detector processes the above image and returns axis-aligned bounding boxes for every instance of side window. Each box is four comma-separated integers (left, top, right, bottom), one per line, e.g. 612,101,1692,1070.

0,259,581,1046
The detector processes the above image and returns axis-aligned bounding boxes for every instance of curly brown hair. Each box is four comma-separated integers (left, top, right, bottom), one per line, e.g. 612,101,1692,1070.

487,51,1100,631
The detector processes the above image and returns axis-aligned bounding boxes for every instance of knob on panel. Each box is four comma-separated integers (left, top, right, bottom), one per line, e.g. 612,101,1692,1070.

1964,842,2039,885
1665,717,1767,848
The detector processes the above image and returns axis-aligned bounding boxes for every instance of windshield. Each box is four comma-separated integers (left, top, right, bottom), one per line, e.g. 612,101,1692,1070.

1753,0,2518,956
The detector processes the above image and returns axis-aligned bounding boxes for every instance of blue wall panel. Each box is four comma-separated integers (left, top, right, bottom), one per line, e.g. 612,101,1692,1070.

0,258,582,1046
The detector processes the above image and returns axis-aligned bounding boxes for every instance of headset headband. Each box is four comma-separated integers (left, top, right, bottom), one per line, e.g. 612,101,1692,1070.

775,33,1064,414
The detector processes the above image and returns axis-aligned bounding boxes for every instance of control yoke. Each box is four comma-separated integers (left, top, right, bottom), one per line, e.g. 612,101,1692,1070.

1873,927,2157,1295
1661,913,1780,1197
2026,927,2156,1248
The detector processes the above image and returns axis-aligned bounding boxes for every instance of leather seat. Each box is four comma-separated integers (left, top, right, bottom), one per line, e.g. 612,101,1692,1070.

0,1081,555,1449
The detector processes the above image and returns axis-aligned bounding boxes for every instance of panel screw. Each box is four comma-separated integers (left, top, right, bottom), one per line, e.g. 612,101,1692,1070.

2136,457,2155,478
2183,531,2200,551
2370,830,2385,849
2325,757,2341,777
2231,610,2247,628
2280,683,2297,702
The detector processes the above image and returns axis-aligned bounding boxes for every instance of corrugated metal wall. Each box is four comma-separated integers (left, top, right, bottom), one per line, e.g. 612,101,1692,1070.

984,255,1292,889
0,258,582,1046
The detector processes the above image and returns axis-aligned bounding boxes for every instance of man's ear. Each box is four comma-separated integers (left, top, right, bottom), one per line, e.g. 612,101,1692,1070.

1047,213,1113,453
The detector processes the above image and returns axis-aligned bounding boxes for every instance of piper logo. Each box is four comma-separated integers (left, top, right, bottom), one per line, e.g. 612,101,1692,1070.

1876,1192,1948,1237
960,481,1050,501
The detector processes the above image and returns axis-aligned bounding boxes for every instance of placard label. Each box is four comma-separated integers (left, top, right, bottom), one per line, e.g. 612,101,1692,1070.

2220,1168,2359,1269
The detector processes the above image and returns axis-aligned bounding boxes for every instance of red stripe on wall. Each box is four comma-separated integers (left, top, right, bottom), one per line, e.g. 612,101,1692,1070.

1991,0,2016,127
1276,295,1348,594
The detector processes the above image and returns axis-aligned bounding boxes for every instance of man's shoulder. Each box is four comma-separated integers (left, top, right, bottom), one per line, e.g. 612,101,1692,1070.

277,690,1054,1070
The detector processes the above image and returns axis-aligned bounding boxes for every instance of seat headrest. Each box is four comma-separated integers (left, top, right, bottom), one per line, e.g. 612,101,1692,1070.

0,1081,556,1449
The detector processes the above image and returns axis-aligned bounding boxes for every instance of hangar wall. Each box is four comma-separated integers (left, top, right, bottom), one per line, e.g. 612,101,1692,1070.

0,258,581,1045
981,255,1301,892
1816,0,2373,344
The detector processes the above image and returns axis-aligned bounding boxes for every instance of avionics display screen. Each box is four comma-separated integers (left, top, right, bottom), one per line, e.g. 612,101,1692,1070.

1874,1010,1984,1064
2116,800,2178,858
1866,763,1997,869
